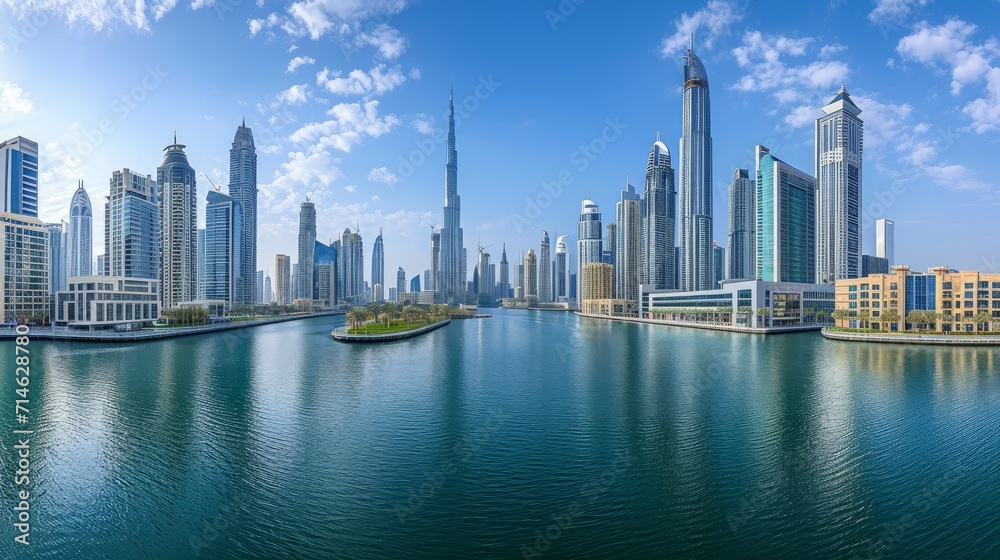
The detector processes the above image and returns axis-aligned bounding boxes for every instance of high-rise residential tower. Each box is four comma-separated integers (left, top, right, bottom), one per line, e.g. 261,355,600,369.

197,228,206,299
372,228,384,301
106,169,158,280
499,244,509,300
275,254,291,305
756,145,816,284
157,134,198,308
396,267,406,298
0,136,39,218
679,36,714,292
555,235,569,301
616,179,641,303
339,228,364,305
642,137,677,290
205,190,243,304
439,89,465,305
603,223,616,268
713,242,726,286
263,271,272,303
229,119,257,305
524,249,538,299
727,168,755,281
297,200,316,302
539,231,552,302
577,198,602,302
44,222,66,317
816,85,863,284
876,218,893,266
68,181,93,278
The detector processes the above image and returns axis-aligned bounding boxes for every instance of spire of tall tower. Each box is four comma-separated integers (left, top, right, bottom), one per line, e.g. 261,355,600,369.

690,32,694,52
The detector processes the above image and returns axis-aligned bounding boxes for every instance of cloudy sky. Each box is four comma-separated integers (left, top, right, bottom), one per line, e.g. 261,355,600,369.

1,0,998,285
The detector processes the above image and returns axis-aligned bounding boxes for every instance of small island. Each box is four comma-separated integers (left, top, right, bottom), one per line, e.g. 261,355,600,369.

332,302,467,342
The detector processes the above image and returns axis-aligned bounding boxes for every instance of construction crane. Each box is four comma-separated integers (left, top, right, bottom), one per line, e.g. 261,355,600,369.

418,215,437,233
201,171,222,192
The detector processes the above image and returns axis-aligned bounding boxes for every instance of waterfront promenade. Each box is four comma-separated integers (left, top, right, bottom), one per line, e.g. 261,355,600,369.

575,312,825,334
822,327,1000,345
0,310,345,342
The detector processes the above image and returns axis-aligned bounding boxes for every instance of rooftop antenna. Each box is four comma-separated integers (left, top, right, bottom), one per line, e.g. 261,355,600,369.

690,32,694,52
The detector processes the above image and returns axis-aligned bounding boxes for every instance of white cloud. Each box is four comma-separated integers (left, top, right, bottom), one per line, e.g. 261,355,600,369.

924,164,990,192
249,13,280,37
659,0,745,56
897,19,1000,132
0,0,230,30
287,56,316,73
286,0,410,40
367,166,398,185
264,150,344,214
410,114,434,134
316,64,407,96
344,184,356,192
276,84,310,106
289,99,400,153
0,82,34,114
371,195,380,201
868,0,931,25
355,23,407,59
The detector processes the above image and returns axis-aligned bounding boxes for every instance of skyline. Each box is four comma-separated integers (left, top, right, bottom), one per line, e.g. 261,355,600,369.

2,1,1000,284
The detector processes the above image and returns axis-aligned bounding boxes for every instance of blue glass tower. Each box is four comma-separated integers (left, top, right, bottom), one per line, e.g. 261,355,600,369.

439,88,465,305
68,181,93,277
679,36,713,292
0,136,39,218
229,119,257,305
106,169,159,280
205,190,242,305
157,134,198,308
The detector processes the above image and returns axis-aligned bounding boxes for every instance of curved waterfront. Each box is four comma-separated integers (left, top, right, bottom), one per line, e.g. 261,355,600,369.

2,310,998,559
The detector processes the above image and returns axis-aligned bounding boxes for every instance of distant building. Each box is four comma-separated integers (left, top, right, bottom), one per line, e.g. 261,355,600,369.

578,198,602,301
197,228,206,299
372,229,385,301
95,255,106,275
603,223,616,268
68,181,93,278
275,254,291,305
0,213,49,322
263,271,272,303
727,168,754,280
297,200,316,303
713,242,725,287
555,236,569,301
396,267,406,300
679,38,714,291
616,179,641,303
410,274,421,293
256,270,264,304
756,145,816,284
524,249,538,299
876,218,894,266
44,222,66,317
539,231,552,302
499,244,510,299
861,254,889,277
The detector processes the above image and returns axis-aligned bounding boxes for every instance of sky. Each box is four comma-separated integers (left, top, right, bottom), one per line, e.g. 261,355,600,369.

1,0,999,287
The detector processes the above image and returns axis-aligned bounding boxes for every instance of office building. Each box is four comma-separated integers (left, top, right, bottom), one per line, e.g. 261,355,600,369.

616,179,641,303
555,235,569,301
727,168,755,280
229,119,257,305
713,242,726,287
0,136,38,218
157,134,198,308
524,249,537,300
756,145,816,284
106,169,158,280
643,280,834,327
1,213,48,322
54,277,159,329
816,85,863,284
204,190,243,306
861,254,890,277
297,200,316,303
876,218,894,266
679,36,714,291
372,228,384,301
539,231,552,302
44,222,66,295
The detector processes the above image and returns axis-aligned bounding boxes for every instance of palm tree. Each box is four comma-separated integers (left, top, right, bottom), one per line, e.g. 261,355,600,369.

755,307,770,328
881,308,900,332
817,309,828,324
831,309,849,328
857,309,871,331
975,311,992,333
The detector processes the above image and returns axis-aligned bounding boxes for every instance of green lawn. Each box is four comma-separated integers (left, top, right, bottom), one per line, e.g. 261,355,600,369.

347,319,444,335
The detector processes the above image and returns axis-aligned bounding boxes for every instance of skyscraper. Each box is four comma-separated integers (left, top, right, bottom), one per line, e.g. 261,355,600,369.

372,228,384,301
0,136,39,218
275,254,291,305
499,244,509,300
68,181,93,278
727,168,755,281
616,179,641,303
477,245,494,305
256,270,263,304
679,36,714,292
339,228,364,305
315,240,335,305
603,223,616,268
229,119,258,305
756,145,816,284
577,198,602,302
263,271,272,303
816,84,863,284
429,231,440,293
876,218,894,266
297,200,316,302
524,249,538,299
205,190,243,305
713,242,726,287
439,88,465,305
0,213,48,322
44,222,66,316
106,169,158,280
396,267,406,298
642,137,677,290
157,134,198,308
411,275,421,293
539,231,552,302
197,228,206,299
555,235,569,301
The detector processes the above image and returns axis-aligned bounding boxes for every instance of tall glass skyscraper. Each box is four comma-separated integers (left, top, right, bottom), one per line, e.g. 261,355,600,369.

205,190,243,304
439,88,465,305
524,249,537,299
756,146,816,284
539,231,552,302
372,228,384,301
642,137,676,290
44,222,66,317
679,37,713,292
555,235,569,301
106,169,158,280
339,228,364,305
275,254,291,305
499,244,509,300
229,119,257,305
876,218,893,266
577,198,602,302
0,136,38,218
816,85,863,284
297,200,316,302
727,168,755,281
68,181,93,278
197,228,206,299
616,179,641,303
157,135,198,308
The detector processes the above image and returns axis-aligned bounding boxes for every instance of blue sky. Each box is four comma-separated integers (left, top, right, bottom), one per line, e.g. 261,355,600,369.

1,0,998,285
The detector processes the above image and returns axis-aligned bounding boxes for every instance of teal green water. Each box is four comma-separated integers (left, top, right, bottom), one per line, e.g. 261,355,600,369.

2,310,999,559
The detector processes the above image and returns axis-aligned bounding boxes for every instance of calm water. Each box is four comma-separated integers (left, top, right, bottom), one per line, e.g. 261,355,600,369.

2,310,999,559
